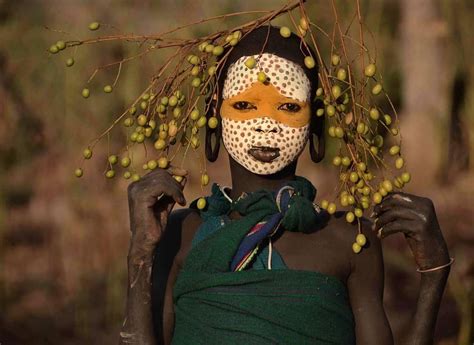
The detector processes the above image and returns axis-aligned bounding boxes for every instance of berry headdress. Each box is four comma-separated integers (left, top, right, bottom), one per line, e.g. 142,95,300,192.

48,1,409,250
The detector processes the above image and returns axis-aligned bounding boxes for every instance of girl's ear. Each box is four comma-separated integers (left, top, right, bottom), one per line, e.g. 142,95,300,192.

309,98,325,163
205,94,221,162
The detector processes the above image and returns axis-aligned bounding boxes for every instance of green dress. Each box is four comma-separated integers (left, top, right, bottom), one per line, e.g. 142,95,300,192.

172,177,355,344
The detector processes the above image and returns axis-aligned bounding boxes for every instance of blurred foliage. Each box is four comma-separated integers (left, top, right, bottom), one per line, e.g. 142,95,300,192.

0,1,473,344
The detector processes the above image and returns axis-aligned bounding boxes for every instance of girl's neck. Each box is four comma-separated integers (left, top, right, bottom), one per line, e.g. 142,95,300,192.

228,157,297,201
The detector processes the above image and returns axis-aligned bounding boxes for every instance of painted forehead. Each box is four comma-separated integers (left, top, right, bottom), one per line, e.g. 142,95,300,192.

223,53,311,102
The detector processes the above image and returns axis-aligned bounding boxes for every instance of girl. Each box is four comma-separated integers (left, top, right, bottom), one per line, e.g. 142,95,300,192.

120,27,451,345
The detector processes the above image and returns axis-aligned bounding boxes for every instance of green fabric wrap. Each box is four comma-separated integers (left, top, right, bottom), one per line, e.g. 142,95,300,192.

172,270,354,345
185,177,323,274
172,176,355,344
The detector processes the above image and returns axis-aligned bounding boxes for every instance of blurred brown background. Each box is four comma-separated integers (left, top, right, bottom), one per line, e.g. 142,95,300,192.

0,0,473,344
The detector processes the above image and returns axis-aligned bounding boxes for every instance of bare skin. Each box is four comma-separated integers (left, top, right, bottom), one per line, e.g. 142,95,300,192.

119,155,450,345
119,168,186,345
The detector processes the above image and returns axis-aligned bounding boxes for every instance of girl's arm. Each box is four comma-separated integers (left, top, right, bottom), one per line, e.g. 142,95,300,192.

347,220,394,345
119,168,186,345
373,192,451,345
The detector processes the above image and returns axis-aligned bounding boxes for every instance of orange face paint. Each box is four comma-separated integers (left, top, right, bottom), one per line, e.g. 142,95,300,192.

221,82,311,128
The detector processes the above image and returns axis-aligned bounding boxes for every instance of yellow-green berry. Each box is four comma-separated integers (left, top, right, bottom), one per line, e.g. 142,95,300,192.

208,66,217,76
346,212,355,223
356,122,366,134
332,156,342,166
389,145,400,155
349,172,359,183
401,172,411,183
88,22,100,31
49,45,59,54
357,162,367,172
331,85,342,99
304,56,316,69
229,38,239,46
373,135,384,148
158,157,168,169
83,148,92,159
337,68,347,81
74,168,83,178
191,66,200,76
205,44,214,53
372,83,383,95
327,203,337,214
108,155,118,164
82,88,90,98
208,117,218,129
356,233,367,246
123,118,134,127
279,26,291,38
121,157,131,167
196,116,207,128
364,63,376,77
189,55,200,65
190,108,200,121
136,133,145,143
369,108,380,120
201,173,210,186
198,41,208,52
212,46,224,56
373,192,382,204
382,180,393,192
245,57,256,69
147,160,158,170
197,197,207,210
352,242,362,253
137,115,147,126
168,95,178,107
326,104,336,117
395,157,404,169
154,139,166,150
191,78,201,88
342,156,351,166
105,170,115,179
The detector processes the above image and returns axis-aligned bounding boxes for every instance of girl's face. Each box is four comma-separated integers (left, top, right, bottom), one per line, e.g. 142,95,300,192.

220,53,311,175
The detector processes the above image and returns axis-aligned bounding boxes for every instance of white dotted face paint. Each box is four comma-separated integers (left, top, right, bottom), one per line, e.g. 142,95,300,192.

221,117,310,175
223,53,311,102
221,54,312,175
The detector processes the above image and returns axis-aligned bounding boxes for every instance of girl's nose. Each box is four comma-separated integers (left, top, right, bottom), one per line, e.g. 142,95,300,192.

252,117,282,134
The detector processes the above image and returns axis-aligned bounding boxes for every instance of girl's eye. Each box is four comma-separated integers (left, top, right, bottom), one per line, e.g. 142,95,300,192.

232,101,256,110
278,103,301,112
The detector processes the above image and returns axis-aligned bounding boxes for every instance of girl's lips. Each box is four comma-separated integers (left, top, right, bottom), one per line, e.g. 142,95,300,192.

248,146,280,162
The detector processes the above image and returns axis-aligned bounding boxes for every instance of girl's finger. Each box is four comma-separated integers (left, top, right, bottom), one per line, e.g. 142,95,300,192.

378,219,417,239
373,206,419,231
374,192,417,215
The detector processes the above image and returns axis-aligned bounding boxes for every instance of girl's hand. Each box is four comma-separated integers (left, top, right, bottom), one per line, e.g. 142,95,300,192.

127,167,187,256
372,192,450,270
